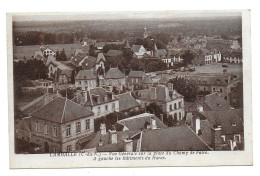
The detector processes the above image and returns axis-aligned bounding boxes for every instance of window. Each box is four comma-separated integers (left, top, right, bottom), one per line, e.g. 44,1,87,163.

174,103,177,110
97,107,101,115
36,121,39,132
44,123,48,135
105,105,108,111
234,134,241,143
112,103,115,111
86,119,90,131
53,125,58,137
66,125,71,137
221,135,226,142
66,145,72,152
179,112,182,119
76,122,81,134
169,105,172,111
220,88,223,93
178,101,181,108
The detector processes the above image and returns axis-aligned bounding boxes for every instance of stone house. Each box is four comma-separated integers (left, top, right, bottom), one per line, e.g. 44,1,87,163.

74,87,119,119
101,67,126,91
29,97,95,153
75,70,97,90
190,109,244,150
139,85,185,120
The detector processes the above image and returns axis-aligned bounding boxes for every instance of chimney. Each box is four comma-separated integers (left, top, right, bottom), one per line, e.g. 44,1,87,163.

197,105,204,112
99,137,103,146
104,95,108,102
123,138,133,152
195,117,201,135
109,129,117,144
160,114,164,123
211,125,223,150
100,123,106,135
44,93,53,105
150,116,157,130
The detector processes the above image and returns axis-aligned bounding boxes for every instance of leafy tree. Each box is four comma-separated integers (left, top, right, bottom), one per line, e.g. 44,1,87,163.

169,77,198,102
182,50,194,66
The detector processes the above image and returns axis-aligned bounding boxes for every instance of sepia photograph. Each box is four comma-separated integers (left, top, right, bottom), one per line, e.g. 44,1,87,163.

7,10,252,168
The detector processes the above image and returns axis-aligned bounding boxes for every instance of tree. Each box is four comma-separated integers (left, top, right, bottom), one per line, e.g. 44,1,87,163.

57,49,67,61
169,77,198,102
182,50,194,66
229,82,243,109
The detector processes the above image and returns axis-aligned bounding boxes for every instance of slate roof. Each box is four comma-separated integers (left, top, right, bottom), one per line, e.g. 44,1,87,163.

106,50,123,57
199,109,243,135
81,56,97,70
119,93,139,112
140,126,211,151
143,76,152,84
140,85,183,102
60,69,72,78
128,70,146,78
185,72,233,86
188,93,233,112
131,45,143,52
116,113,167,131
32,97,94,123
83,87,117,106
96,53,106,63
46,56,72,71
83,130,140,152
75,70,96,80
105,68,125,79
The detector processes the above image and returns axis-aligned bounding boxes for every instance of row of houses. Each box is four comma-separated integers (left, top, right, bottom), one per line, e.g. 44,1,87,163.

16,88,243,153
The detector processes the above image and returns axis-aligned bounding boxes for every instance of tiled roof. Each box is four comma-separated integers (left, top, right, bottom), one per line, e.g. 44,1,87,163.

106,50,123,57
75,70,96,80
105,68,125,79
185,72,233,86
143,76,152,84
96,53,106,63
140,85,183,102
16,117,31,132
140,126,211,151
119,93,139,111
32,97,94,123
85,87,116,106
128,70,146,78
81,56,97,70
199,109,243,135
117,113,167,131
60,69,72,78
188,93,233,112
131,45,143,52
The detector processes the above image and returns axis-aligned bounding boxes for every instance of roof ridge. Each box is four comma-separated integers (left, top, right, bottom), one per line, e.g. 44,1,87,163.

31,96,59,116
61,98,68,123
187,125,213,151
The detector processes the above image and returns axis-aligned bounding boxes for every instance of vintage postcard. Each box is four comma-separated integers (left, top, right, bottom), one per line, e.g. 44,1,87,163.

7,10,252,168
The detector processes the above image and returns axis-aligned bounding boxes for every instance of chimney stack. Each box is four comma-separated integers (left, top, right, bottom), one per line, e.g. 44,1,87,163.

197,105,204,112
160,114,164,123
100,123,106,135
195,117,201,135
109,129,117,144
123,138,133,152
211,125,223,150
150,116,157,130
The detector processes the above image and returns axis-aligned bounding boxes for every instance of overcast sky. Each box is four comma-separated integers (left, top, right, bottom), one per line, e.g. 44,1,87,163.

12,11,242,21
